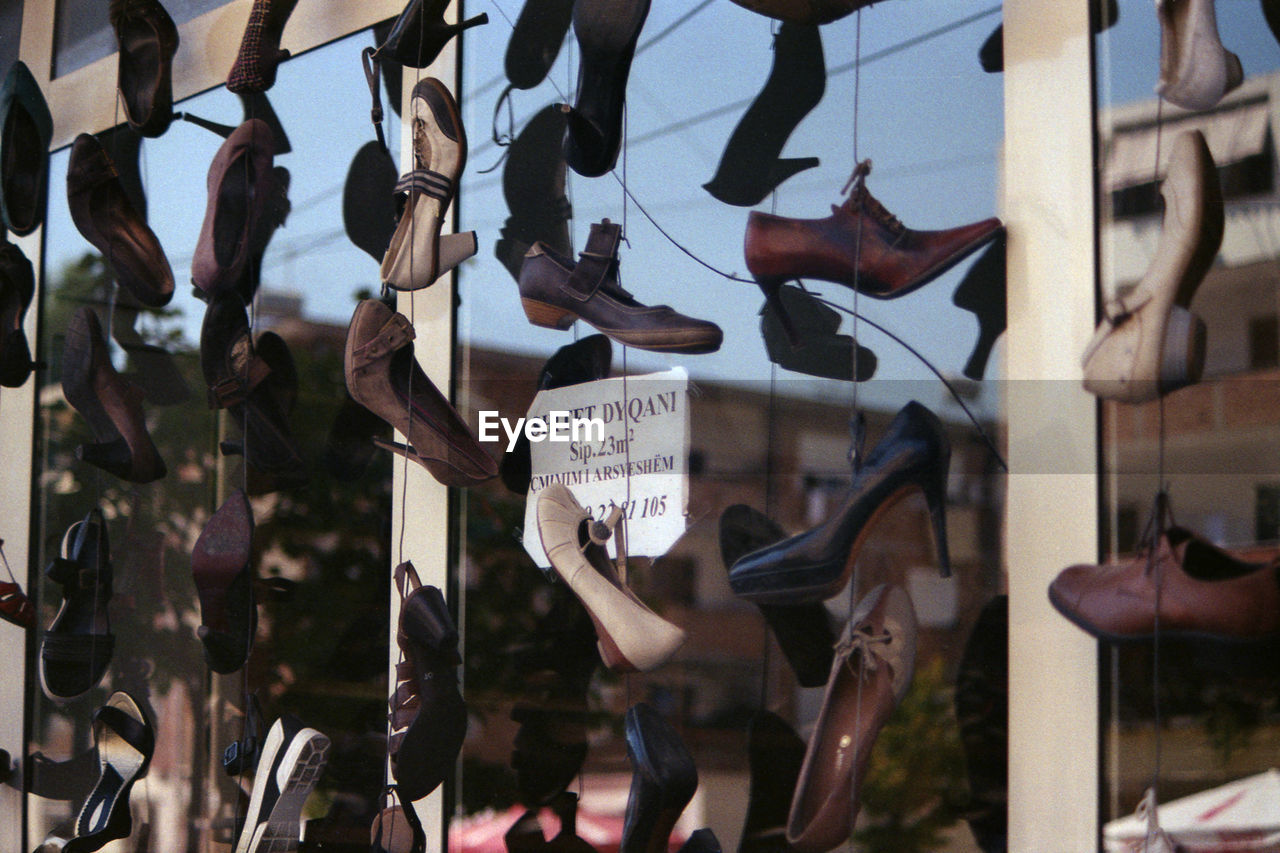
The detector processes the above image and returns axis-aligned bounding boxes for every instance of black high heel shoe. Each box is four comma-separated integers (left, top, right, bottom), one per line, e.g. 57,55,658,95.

702,22,823,207
563,0,651,178
506,0,575,90
729,401,951,605
374,0,488,69
952,233,1006,382
621,703,697,853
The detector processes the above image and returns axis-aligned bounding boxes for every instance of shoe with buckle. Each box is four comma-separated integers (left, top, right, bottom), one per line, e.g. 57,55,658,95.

745,160,1003,346
786,585,917,853
1082,129,1222,404
536,483,685,672
518,219,723,354
344,298,496,486
40,510,115,702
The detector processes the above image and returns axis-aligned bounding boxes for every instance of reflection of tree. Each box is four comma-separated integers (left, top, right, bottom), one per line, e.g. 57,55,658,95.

33,253,394,841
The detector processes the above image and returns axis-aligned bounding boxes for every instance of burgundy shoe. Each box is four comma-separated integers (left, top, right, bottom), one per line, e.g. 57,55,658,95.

192,119,276,299
192,489,256,673
1050,527,1280,643
745,160,1002,343
62,307,166,484
110,0,180,137
226,0,298,93
66,134,175,308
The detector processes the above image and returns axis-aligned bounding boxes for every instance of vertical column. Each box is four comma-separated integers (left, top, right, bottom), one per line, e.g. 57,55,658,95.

1003,0,1100,850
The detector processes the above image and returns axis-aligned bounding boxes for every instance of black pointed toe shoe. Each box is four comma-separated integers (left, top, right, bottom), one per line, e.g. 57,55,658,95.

729,401,952,605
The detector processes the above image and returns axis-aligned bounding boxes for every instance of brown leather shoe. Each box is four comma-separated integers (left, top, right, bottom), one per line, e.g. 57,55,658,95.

66,134,175,308
1049,527,1280,643
110,0,180,137
745,160,1002,342
344,299,496,487
728,0,873,25
518,219,723,354
62,307,166,484
787,584,916,853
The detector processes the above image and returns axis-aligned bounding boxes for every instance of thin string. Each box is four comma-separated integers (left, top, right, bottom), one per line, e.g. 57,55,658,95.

1150,90,1167,805
621,345,632,712
0,539,15,585
849,10,863,420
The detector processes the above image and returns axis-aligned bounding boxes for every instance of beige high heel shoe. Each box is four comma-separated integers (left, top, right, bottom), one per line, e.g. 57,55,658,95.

1155,0,1243,111
536,483,684,673
1082,129,1223,403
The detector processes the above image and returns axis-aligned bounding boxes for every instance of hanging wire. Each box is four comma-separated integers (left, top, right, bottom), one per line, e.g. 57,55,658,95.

1149,91,1168,803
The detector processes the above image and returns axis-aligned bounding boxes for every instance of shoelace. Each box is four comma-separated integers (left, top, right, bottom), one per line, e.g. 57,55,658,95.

835,624,893,678
841,160,904,233
1134,788,1181,853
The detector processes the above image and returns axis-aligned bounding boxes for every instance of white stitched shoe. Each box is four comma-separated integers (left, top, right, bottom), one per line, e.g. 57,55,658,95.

536,483,684,672
1082,129,1222,403
1155,0,1243,111
234,716,330,853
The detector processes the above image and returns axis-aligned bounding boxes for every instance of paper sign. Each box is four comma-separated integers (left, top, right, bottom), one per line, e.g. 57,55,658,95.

522,368,690,568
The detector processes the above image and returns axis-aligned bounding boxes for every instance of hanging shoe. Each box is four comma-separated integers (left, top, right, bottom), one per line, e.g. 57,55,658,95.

371,785,425,853
200,292,307,486
227,0,299,93
110,0,179,137
537,484,685,672
381,79,470,291
719,504,835,687
952,234,1006,382
506,0,574,90
0,580,34,629
726,0,873,25
192,119,276,299
563,0,650,178
496,105,573,284
739,712,805,853
0,61,53,236
786,585,917,853
519,219,723,354
1049,526,1280,642
703,23,823,208
344,141,399,263
729,401,951,605
192,489,256,674
744,161,1003,345
66,134,175,308
760,284,876,383
954,596,1008,853
500,334,611,494
1082,129,1222,403
1155,0,1242,112
344,298,496,486
511,705,591,806
62,306,167,483
0,238,35,387
233,716,330,853
372,0,488,69
39,510,115,702
389,562,467,801
620,703,697,853
57,691,155,853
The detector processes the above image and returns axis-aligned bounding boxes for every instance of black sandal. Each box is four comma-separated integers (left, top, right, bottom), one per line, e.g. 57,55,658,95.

62,691,155,853
39,510,114,702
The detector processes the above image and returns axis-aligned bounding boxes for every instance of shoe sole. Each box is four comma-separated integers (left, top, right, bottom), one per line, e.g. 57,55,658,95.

521,297,722,354
1047,582,1277,645
236,723,330,853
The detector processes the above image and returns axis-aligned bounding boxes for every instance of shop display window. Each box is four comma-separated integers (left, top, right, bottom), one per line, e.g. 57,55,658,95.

53,0,231,77
1092,0,1280,846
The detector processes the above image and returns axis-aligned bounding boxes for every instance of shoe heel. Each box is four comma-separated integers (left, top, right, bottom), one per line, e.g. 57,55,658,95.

755,277,799,347
521,298,578,330
77,438,133,479
920,464,952,579
1158,306,1207,394
457,12,489,33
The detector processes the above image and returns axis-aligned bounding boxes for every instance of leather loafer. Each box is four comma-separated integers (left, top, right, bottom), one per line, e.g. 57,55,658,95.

344,298,496,487
519,219,723,354
1049,526,1280,643
787,585,917,853
0,61,53,236
67,134,175,307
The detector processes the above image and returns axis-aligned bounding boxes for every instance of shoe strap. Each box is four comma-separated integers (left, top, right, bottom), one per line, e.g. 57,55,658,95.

46,556,110,592
396,169,454,203
94,702,154,759
564,220,623,301
361,46,387,150
353,312,416,369
41,632,115,663
207,355,272,409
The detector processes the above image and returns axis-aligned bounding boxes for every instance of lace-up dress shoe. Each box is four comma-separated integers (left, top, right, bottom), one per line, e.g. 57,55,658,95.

745,161,1001,343
67,134,174,307
1082,130,1221,403
344,298,496,486
110,0,179,137
519,219,722,353
0,61,53,236
1049,527,1280,643
787,585,917,853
